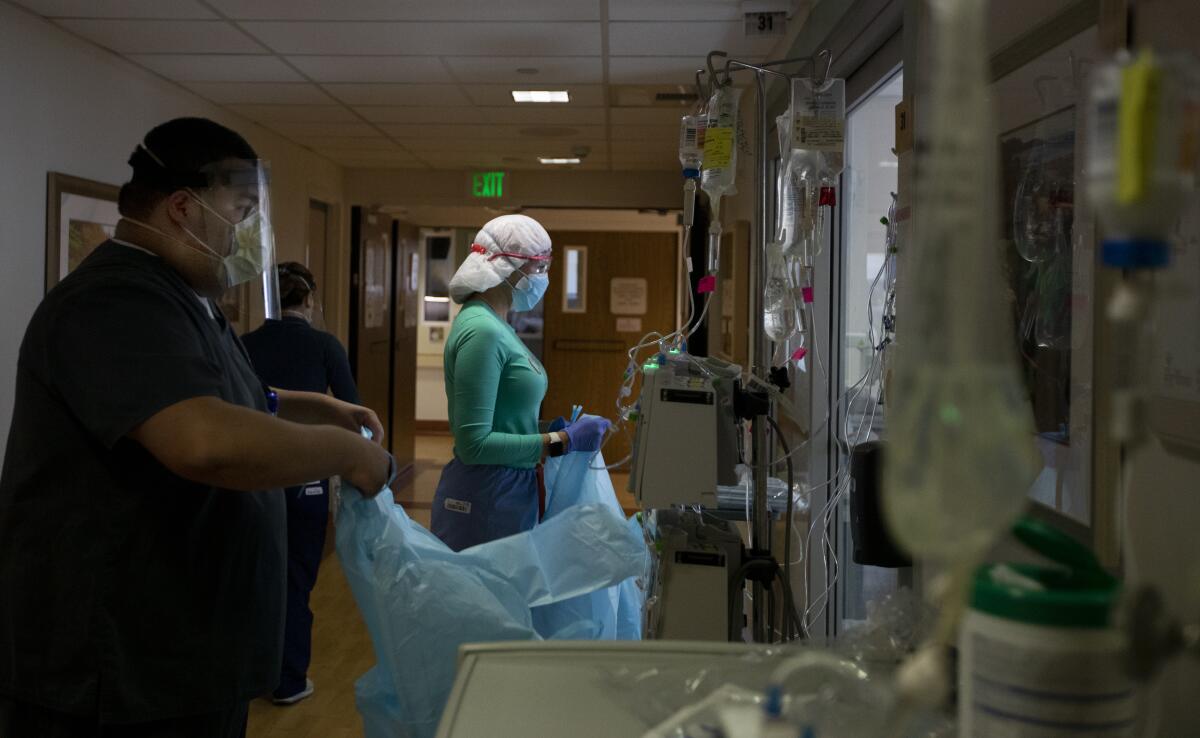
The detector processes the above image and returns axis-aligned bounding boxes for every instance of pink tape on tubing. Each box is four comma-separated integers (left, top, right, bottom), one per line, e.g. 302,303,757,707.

802,286,814,303
791,347,808,361
697,275,716,294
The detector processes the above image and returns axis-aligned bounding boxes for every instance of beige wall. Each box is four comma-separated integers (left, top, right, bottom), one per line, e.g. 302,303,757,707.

0,3,346,460
344,168,683,211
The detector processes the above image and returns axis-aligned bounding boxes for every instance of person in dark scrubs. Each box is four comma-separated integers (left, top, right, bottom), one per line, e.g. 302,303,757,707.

242,262,359,706
0,118,393,738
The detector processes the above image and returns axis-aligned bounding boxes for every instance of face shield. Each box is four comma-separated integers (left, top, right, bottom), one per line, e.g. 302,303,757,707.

189,159,280,319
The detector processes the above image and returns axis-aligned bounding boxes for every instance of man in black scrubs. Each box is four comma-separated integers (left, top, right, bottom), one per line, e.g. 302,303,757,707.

0,118,393,737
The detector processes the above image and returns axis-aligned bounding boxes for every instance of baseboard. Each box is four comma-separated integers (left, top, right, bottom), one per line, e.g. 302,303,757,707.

415,419,452,435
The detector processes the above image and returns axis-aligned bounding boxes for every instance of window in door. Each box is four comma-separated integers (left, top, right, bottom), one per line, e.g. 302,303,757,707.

835,70,904,629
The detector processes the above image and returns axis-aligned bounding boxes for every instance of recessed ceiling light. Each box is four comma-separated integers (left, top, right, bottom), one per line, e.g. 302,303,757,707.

516,67,539,75
512,90,570,103
539,157,581,165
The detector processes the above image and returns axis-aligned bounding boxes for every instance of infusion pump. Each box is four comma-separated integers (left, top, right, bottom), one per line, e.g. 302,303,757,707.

629,354,741,508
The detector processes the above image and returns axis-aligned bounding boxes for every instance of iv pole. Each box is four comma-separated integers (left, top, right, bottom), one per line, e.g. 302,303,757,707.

703,49,832,642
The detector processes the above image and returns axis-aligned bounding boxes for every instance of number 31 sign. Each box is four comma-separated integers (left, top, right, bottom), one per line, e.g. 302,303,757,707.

744,11,786,38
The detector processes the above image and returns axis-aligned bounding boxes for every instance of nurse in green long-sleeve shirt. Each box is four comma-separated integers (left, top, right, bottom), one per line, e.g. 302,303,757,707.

432,215,611,551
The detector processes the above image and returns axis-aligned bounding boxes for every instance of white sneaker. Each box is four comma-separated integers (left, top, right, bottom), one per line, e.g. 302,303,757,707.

272,678,314,706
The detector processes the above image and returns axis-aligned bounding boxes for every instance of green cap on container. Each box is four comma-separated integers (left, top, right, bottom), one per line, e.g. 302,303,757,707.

970,517,1120,628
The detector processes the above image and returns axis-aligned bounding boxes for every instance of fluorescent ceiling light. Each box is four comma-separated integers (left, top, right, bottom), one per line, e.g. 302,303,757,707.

512,90,570,103
539,157,581,165
423,296,451,303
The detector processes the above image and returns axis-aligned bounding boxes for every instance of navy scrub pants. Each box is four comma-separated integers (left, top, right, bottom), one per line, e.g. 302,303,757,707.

273,480,330,700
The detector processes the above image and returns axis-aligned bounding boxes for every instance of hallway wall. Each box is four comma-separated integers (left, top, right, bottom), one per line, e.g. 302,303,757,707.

0,3,347,462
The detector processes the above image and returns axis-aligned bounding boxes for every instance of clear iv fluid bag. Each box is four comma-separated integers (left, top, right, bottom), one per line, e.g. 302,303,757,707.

679,114,705,174
701,86,742,217
779,77,845,263
763,242,796,342
883,0,1038,562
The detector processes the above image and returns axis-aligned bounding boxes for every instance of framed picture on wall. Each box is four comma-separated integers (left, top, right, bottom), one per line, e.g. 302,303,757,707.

45,172,121,294
990,23,1101,543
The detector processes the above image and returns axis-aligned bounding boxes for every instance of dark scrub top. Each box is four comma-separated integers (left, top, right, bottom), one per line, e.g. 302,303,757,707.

0,241,286,722
241,316,360,403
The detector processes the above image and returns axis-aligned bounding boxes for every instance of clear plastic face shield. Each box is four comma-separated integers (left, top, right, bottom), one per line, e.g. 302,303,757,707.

191,159,280,320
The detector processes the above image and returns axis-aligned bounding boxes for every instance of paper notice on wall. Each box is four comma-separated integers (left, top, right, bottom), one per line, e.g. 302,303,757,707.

616,317,642,333
610,277,648,315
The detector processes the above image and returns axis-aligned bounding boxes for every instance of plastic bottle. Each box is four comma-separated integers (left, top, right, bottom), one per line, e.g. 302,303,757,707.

1086,51,1196,269
679,114,706,238
679,114,706,175
959,519,1136,737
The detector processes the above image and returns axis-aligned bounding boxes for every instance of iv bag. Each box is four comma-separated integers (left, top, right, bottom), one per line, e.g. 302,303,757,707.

763,242,796,342
884,0,1038,562
701,86,742,218
679,114,705,174
780,77,845,263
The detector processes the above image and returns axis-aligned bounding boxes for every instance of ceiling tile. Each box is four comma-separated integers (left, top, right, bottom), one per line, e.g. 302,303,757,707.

609,139,680,155
226,104,360,123
127,54,302,82
182,82,334,104
443,57,602,84
610,125,677,141
608,21,777,57
318,149,418,162
287,136,400,150
267,121,381,137
55,19,262,54
401,139,607,154
324,84,471,106
379,124,498,141
608,0,744,21
609,159,678,171
609,107,692,127
462,85,604,107
12,0,215,18
608,56,718,85
479,106,605,125
354,106,475,124
286,56,452,84
241,22,600,56
208,0,599,21
379,123,607,141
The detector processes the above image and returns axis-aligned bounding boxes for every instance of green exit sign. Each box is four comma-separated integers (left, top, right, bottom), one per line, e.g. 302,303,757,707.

471,171,506,198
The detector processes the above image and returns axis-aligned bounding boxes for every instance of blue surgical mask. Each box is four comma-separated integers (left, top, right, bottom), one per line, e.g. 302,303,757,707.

509,272,549,312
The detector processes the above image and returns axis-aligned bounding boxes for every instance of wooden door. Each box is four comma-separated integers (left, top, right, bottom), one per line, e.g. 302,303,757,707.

542,231,679,463
348,207,394,453
390,220,420,489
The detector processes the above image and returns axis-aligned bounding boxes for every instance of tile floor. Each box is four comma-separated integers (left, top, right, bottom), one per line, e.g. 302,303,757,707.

247,434,635,737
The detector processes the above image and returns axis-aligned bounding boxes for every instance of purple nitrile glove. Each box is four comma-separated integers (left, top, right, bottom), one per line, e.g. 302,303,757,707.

564,414,611,452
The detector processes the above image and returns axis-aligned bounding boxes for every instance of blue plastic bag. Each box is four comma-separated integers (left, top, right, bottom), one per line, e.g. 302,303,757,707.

336,481,648,738
533,450,646,640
